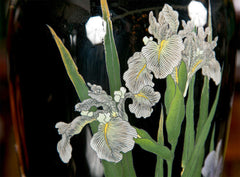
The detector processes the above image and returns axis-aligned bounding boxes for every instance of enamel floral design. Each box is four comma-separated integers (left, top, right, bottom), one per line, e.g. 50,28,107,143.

123,52,154,94
178,20,221,96
54,3,224,174
141,4,184,79
129,86,160,118
90,117,137,162
56,84,137,163
124,4,185,89
123,4,183,116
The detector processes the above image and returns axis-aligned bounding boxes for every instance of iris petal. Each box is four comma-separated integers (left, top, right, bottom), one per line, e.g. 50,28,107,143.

90,118,137,163
88,83,112,103
129,86,160,118
56,116,96,163
148,4,180,41
123,52,154,93
148,11,162,41
201,140,223,177
142,35,184,79
202,58,221,85
161,4,179,34
180,21,221,97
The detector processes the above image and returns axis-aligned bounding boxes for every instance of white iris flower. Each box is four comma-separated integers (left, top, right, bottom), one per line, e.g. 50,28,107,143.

178,21,221,96
55,84,137,163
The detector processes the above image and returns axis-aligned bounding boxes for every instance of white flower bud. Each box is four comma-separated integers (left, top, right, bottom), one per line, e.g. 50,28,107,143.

85,16,106,45
188,1,207,27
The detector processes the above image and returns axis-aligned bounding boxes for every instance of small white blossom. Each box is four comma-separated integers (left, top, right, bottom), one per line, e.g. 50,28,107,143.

81,110,93,117
114,87,126,102
143,36,153,45
97,113,111,123
188,1,207,27
85,16,106,45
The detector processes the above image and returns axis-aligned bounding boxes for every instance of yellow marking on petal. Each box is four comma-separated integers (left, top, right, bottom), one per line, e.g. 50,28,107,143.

104,123,110,149
175,67,179,84
191,59,203,73
136,64,146,80
135,93,148,100
112,112,118,117
158,40,166,62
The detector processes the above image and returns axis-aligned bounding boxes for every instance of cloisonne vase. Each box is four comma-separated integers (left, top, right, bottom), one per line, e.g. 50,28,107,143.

7,0,236,176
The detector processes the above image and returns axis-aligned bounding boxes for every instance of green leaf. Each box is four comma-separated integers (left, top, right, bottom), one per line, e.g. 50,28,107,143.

155,157,164,177
157,105,165,145
102,160,123,177
178,61,187,94
135,127,155,141
164,75,176,115
155,106,165,177
210,124,216,151
207,0,212,43
135,128,172,160
182,76,195,169
166,84,185,146
101,151,136,177
100,1,136,176
47,25,99,133
100,0,121,96
196,77,209,141
182,83,221,177
47,25,89,101
195,123,216,177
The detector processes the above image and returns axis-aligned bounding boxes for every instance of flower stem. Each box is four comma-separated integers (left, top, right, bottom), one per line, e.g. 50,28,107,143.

167,145,176,177
167,159,173,177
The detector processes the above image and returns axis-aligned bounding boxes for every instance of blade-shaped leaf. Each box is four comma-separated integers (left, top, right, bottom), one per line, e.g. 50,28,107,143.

157,105,165,145
47,25,89,101
196,76,209,141
182,76,195,169
164,75,176,114
47,25,99,133
195,123,216,177
101,0,121,96
194,77,210,177
210,124,216,152
182,83,221,177
166,84,185,146
155,106,165,177
178,61,187,94
135,128,172,160
207,0,212,43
